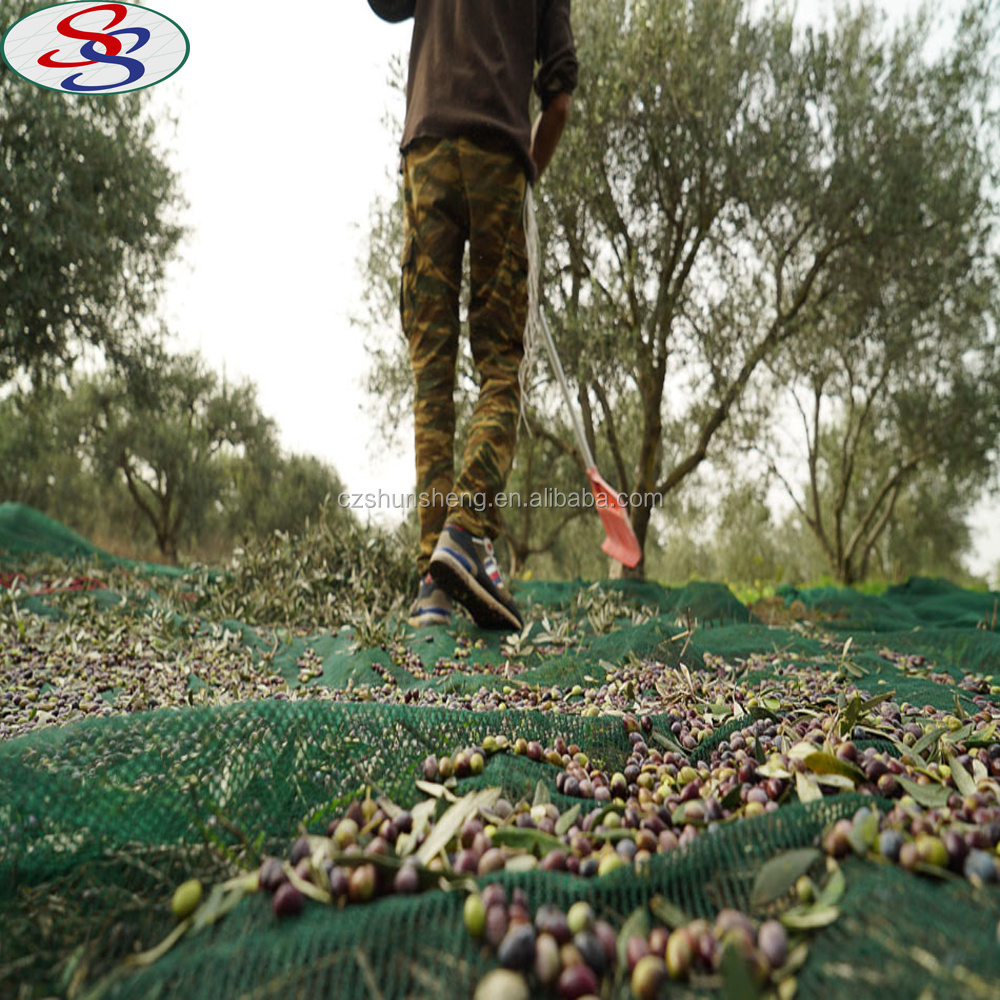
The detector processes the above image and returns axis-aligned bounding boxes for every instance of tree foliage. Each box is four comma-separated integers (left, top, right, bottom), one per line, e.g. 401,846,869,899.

0,353,348,563
360,0,1000,582
532,0,1000,574
78,351,277,562
0,0,184,384
754,2,1000,582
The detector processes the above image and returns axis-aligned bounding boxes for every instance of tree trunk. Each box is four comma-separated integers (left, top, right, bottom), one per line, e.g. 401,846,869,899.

609,504,648,580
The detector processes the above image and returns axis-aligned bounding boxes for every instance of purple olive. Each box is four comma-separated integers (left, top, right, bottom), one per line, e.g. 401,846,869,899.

557,962,599,999
272,882,304,918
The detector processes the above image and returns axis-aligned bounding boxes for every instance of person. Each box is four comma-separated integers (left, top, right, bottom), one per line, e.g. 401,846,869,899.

369,0,578,631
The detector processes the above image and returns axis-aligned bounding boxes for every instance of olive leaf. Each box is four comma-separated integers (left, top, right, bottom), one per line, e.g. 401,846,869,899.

751,848,822,908
966,721,998,748
555,804,581,836
847,811,879,856
415,780,457,801
839,694,862,736
415,788,500,866
284,863,332,905
721,784,743,811
750,705,783,724
772,942,810,983
533,781,551,807
650,730,688,756
376,795,403,820
780,905,841,930
795,771,823,804
191,874,258,932
814,773,858,791
861,691,896,712
720,939,763,1000
617,905,651,971
911,727,947,762
585,826,635,844
946,753,977,798
803,752,866,785
815,865,846,908
944,723,975,747
895,776,951,809
490,826,565,855
649,896,690,929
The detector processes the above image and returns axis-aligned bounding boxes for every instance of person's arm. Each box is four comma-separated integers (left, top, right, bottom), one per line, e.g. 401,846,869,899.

530,91,572,180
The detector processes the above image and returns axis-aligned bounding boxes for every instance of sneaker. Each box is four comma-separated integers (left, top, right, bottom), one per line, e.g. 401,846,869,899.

407,573,453,628
428,525,523,631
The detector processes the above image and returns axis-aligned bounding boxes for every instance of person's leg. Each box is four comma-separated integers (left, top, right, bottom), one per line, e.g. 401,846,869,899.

426,139,527,632
400,138,469,577
449,139,527,539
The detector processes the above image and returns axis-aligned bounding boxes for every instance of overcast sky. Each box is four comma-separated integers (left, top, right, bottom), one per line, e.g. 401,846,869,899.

146,0,999,584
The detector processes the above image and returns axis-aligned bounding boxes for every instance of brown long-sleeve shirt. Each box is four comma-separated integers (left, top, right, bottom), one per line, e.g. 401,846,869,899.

399,0,578,181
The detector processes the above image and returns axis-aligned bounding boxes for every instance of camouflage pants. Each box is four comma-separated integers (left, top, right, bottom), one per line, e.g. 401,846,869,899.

400,137,528,575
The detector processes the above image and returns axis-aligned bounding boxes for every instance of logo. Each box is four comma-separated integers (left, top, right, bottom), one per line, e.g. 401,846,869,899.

2,2,188,94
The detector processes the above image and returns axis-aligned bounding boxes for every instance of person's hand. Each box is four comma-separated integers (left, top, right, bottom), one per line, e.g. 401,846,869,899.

531,92,573,179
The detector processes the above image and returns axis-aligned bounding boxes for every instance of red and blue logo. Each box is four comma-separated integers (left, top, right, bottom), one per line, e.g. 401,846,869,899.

2,2,188,94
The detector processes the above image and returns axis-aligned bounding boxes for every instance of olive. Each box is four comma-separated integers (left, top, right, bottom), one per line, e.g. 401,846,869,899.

170,879,202,920
453,849,480,874
464,894,487,938
481,883,507,910
393,863,419,895
567,901,594,935
965,850,998,883
626,934,650,971
328,866,349,898
498,924,537,971
473,970,529,1000
534,932,561,985
333,818,358,850
631,955,667,1000
478,848,506,875
348,863,376,903
557,963,599,999
485,904,510,947
593,920,618,967
272,882,304,918
535,904,571,944
877,830,904,862
573,930,607,975
258,857,287,893
757,920,788,969
665,927,694,980
289,835,311,867
647,926,669,958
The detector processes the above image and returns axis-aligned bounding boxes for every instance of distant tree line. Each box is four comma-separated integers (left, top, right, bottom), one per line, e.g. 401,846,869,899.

0,349,348,563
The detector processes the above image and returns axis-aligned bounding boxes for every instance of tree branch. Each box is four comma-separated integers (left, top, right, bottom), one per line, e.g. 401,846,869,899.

858,480,902,580
843,453,928,568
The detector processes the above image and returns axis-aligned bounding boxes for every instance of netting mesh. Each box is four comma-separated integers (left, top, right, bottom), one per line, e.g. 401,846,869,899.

2,504,1000,999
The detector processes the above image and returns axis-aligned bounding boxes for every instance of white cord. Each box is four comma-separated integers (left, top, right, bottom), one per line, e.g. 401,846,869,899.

519,186,543,435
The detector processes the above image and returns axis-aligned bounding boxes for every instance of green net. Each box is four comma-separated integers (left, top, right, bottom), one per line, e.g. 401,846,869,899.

2,506,1000,999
